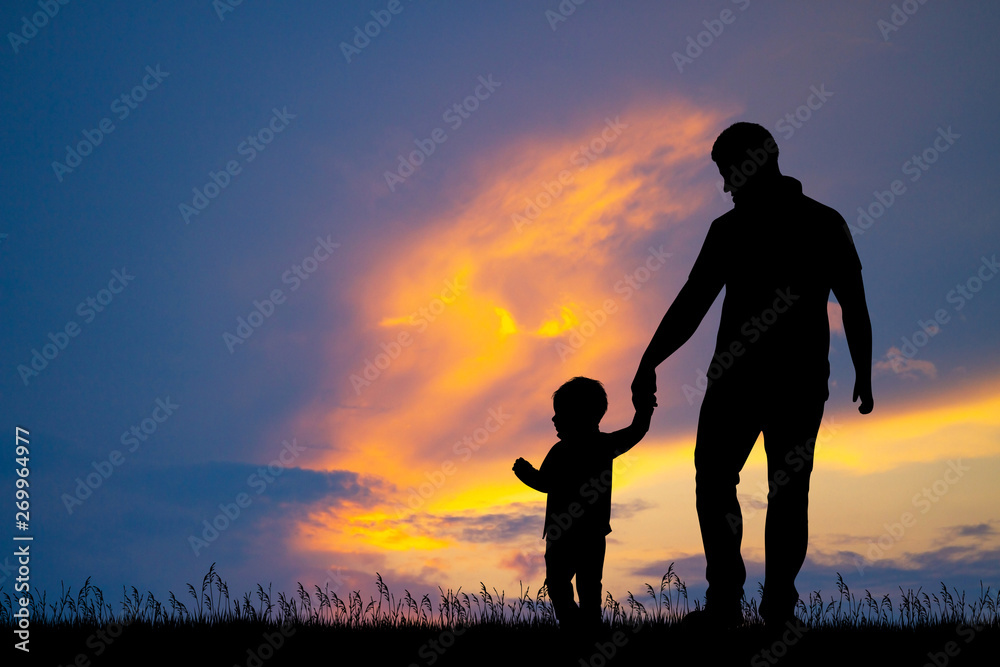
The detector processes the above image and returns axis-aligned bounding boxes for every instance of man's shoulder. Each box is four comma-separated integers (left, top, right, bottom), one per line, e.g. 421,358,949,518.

798,193,846,225
710,208,740,228
797,194,859,253
703,209,739,243
792,193,862,271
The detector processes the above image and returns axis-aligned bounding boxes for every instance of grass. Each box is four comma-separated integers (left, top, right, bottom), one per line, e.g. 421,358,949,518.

3,563,999,665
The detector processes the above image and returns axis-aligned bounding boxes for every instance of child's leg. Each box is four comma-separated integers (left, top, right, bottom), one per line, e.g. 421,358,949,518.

575,533,607,627
544,537,579,627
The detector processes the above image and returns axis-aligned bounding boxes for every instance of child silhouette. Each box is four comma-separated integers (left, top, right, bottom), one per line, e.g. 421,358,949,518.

513,376,655,630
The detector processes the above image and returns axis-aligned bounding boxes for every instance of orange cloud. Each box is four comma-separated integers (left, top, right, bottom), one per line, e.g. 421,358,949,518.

284,95,739,583
296,97,735,478
875,345,938,380
827,300,843,335
283,95,1000,600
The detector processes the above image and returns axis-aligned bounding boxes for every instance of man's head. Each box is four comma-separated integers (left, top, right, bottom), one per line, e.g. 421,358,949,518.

711,122,781,199
552,376,608,438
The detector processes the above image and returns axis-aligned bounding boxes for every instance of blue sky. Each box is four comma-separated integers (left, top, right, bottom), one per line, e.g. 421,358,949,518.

2,0,999,607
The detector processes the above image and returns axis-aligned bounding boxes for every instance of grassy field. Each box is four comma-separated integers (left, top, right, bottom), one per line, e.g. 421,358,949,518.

3,564,998,666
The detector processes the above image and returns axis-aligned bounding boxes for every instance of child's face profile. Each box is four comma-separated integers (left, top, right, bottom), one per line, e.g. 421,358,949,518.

552,410,568,438
552,404,598,439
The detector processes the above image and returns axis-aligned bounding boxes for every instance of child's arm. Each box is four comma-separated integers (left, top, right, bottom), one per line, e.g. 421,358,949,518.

606,399,655,458
512,457,550,492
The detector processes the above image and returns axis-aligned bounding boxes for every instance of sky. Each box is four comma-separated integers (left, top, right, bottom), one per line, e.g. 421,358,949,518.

2,0,999,612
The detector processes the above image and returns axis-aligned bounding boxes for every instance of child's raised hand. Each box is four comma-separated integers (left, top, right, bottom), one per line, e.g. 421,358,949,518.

512,457,532,475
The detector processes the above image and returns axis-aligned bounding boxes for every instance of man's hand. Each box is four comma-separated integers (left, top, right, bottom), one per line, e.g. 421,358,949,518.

631,364,658,409
853,378,874,414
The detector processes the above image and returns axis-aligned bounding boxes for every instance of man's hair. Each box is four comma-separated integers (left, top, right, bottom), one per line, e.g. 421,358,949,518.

711,122,779,168
552,377,608,424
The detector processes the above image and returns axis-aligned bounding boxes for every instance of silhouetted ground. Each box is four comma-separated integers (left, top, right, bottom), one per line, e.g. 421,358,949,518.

6,567,998,665
17,620,1000,666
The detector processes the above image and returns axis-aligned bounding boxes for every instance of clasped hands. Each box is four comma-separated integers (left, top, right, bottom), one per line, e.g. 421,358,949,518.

631,364,658,411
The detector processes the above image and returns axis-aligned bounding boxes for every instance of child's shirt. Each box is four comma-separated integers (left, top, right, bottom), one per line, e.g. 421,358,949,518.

535,415,650,540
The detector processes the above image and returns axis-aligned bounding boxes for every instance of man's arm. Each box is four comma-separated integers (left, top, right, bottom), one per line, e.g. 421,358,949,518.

512,458,549,492
632,274,723,402
632,221,726,404
832,269,874,414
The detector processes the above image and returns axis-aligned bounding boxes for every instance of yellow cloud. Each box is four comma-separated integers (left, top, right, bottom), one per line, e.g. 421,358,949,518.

285,96,1000,596
296,97,734,479
285,96,741,572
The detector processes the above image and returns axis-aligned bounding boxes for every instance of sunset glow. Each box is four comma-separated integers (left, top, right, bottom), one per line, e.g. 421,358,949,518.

7,1,998,614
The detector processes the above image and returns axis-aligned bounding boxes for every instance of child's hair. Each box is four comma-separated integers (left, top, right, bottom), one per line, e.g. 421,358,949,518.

552,377,608,424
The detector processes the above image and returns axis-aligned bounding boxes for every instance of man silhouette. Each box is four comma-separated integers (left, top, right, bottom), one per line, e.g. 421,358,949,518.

631,122,873,628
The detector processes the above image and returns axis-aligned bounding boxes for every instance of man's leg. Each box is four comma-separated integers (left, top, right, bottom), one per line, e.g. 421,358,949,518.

544,536,579,628
694,384,763,616
759,396,825,624
575,533,607,629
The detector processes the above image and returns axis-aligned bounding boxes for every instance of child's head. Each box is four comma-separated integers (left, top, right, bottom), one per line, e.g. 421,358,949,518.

552,377,608,437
